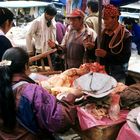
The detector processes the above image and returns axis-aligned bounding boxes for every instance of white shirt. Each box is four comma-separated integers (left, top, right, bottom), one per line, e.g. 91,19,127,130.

26,14,57,54
0,29,5,36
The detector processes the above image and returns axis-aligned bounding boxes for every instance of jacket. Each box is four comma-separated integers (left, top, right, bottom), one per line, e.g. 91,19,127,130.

0,74,77,139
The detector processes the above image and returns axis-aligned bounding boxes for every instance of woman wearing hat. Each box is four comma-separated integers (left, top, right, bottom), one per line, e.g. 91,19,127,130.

0,7,14,60
48,9,97,69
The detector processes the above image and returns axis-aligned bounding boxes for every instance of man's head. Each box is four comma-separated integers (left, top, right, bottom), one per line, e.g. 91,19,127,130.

44,4,57,26
55,13,65,23
102,4,120,31
87,0,98,14
67,9,85,31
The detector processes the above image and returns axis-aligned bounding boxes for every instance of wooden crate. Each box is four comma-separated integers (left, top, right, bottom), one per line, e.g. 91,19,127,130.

29,65,62,76
28,49,62,75
78,122,125,140
29,49,57,70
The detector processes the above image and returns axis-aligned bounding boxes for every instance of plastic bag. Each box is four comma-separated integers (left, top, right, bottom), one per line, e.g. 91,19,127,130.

77,107,105,130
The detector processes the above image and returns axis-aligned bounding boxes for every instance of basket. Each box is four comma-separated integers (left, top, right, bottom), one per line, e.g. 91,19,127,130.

78,122,125,140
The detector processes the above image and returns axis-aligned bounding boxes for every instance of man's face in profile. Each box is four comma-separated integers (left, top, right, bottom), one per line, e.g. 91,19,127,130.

45,13,54,27
45,13,54,21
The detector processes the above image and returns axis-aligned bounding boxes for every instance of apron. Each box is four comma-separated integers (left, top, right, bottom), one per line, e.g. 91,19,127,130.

66,31,85,69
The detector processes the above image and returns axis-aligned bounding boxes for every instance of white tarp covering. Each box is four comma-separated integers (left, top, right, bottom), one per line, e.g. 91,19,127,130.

121,1,140,10
120,12,140,19
0,1,49,8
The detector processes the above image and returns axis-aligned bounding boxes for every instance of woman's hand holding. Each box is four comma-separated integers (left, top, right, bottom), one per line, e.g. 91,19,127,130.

62,88,83,103
69,88,83,98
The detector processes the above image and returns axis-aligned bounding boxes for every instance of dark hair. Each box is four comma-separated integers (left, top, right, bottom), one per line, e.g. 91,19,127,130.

87,0,99,13
44,4,57,16
2,47,29,73
0,47,29,130
55,13,65,23
0,7,14,26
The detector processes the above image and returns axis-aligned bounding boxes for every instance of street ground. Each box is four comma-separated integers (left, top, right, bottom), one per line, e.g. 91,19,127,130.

128,43,140,73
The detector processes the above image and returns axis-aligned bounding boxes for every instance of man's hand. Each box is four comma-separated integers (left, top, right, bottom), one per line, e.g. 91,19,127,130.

95,48,107,58
83,41,95,49
28,52,34,57
48,39,56,49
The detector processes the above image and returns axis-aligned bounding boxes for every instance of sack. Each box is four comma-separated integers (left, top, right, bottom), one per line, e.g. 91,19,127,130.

120,83,140,109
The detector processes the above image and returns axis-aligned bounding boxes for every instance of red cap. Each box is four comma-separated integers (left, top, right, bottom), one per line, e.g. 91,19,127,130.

67,9,85,18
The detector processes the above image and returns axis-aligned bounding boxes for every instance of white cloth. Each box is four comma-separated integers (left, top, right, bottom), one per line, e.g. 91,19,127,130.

0,29,5,36
74,72,117,98
26,13,57,54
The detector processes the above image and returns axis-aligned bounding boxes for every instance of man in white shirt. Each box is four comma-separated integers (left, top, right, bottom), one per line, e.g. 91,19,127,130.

26,4,57,57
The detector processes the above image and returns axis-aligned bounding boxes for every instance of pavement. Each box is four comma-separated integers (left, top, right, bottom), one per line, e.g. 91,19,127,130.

128,43,140,73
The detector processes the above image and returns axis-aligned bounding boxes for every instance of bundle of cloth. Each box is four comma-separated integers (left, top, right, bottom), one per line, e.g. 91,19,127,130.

120,83,140,109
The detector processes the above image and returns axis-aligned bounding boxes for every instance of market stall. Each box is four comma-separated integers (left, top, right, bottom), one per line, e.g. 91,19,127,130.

0,1,49,25
2,1,50,49
3,1,140,139
28,62,133,140
6,26,29,49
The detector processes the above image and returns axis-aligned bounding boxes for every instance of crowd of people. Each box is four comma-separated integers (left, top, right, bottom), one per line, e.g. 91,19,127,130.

0,1,137,140
93,4,132,83
24,2,133,84
123,17,140,55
